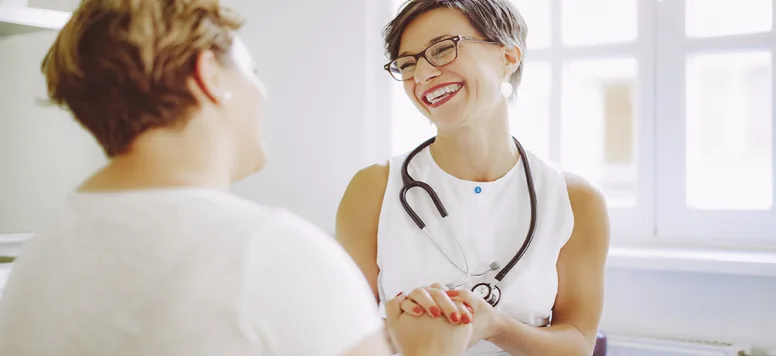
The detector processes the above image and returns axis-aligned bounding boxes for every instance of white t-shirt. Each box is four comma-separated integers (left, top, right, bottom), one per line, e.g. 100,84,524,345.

0,188,383,356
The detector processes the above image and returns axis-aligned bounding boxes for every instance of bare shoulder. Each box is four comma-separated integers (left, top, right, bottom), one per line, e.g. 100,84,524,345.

351,163,390,192
337,162,390,218
563,172,606,211
562,171,610,251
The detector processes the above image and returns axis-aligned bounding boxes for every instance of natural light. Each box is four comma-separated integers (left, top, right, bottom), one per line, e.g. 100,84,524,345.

387,0,776,245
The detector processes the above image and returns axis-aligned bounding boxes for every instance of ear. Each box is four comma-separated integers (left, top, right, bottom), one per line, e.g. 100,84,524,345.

191,50,231,105
501,45,522,78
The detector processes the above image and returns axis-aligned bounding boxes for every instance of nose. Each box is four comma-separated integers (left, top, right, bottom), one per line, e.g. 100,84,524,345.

413,58,440,85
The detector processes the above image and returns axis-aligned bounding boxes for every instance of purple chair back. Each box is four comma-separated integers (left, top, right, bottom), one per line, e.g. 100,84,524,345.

593,331,607,356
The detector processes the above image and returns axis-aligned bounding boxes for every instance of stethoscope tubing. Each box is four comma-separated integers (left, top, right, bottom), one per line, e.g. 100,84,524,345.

399,136,538,287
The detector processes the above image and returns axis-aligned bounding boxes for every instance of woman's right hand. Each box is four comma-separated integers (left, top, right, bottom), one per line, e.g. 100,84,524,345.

386,292,473,356
398,283,474,325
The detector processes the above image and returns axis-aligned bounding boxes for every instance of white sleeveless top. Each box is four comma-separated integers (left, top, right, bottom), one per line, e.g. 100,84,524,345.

376,145,575,355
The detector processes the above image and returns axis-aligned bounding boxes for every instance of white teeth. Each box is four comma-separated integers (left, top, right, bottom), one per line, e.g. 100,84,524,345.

425,84,461,104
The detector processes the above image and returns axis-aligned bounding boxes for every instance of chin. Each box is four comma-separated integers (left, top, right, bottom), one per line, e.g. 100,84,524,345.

429,112,469,131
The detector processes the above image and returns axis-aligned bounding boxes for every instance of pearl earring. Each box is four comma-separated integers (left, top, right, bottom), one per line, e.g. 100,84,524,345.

500,81,513,98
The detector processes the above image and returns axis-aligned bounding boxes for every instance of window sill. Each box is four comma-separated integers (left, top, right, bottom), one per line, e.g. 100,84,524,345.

0,233,29,257
607,246,776,277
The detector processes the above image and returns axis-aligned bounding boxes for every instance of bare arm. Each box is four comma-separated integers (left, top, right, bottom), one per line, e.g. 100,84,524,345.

335,163,388,302
341,326,454,356
341,329,394,356
343,329,450,356
336,164,472,355
335,163,392,344
485,172,611,356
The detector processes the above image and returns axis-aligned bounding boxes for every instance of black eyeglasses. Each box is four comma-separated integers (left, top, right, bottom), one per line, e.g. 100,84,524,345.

384,35,497,81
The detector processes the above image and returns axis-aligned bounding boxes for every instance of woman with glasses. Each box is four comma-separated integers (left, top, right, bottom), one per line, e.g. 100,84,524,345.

336,0,611,355
0,1,474,355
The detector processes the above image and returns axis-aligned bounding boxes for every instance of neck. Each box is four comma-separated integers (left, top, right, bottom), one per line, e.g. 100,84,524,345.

78,117,235,193
430,108,517,182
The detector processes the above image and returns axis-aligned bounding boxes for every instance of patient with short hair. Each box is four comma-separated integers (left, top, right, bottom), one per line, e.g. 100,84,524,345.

0,1,472,355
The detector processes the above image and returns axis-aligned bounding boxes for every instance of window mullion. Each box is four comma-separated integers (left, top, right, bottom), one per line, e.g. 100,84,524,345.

772,0,776,212
654,0,687,240
548,0,562,163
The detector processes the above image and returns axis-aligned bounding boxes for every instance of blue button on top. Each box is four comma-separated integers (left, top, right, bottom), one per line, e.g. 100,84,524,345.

474,186,482,194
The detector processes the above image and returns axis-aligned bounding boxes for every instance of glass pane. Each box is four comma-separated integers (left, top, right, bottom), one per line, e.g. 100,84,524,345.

560,58,639,207
560,0,637,46
391,84,435,156
511,0,551,49
685,51,773,210
686,0,772,38
510,61,551,160
0,32,107,234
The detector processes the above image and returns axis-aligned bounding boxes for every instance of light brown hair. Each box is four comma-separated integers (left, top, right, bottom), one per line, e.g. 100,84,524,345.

383,0,528,100
41,0,243,157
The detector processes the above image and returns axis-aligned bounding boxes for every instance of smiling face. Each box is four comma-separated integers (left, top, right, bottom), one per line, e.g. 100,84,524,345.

397,8,513,131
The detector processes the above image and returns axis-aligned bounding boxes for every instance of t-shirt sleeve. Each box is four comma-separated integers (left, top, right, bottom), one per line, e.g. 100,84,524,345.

241,210,384,356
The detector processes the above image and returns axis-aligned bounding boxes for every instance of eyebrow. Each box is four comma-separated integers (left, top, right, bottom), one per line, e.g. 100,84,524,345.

397,34,452,57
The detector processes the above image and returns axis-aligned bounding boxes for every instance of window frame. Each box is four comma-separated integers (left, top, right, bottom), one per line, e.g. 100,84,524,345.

653,0,776,248
521,0,658,244
383,0,776,249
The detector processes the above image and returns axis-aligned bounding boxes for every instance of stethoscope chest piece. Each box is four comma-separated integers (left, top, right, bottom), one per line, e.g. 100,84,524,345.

471,282,501,307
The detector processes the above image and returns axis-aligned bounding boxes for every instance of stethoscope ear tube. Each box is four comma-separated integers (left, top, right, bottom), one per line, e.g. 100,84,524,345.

400,137,448,230
399,135,537,307
400,181,449,229
494,137,538,282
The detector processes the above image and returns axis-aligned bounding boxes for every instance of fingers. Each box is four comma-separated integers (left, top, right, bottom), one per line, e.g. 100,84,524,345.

429,282,447,290
425,287,464,324
454,300,473,324
388,288,476,326
400,297,425,316
445,289,480,313
385,292,407,323
407,287,443,318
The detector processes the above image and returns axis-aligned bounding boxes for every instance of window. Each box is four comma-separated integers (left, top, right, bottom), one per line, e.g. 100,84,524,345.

654,0,775,247
386,0,776,248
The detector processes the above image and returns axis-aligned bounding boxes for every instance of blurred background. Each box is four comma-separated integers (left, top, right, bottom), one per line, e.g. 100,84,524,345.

1,0,775,354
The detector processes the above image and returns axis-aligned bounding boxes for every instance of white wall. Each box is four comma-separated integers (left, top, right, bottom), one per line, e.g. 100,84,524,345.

602,269,776,352
1,0,774,353
225,0,392,232
0,31,106,234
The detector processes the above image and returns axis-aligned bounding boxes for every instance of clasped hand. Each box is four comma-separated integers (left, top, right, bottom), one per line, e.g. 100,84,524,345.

385,283,501,355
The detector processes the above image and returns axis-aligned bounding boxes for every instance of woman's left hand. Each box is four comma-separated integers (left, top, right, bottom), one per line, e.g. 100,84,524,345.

445,289,503,347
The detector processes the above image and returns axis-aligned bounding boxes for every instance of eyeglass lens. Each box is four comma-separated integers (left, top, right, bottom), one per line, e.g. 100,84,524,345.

388,39,458,81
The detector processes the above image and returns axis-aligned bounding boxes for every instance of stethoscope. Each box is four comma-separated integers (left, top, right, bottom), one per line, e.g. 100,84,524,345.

399,136,538,307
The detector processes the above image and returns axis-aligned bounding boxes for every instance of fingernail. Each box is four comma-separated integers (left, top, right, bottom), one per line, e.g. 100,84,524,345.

445,290,459,297
461,314,471,324
450,312,459,323
430,306,441,317
396,292,403,297
413,306,424,315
